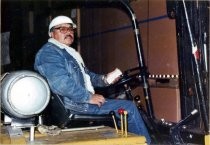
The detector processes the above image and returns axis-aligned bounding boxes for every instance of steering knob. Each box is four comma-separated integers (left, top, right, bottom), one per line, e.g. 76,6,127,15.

118,108,125,114
109,111,115,115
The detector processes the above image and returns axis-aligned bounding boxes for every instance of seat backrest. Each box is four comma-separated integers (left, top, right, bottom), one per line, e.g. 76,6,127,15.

42,93,71,128
50,94,72,127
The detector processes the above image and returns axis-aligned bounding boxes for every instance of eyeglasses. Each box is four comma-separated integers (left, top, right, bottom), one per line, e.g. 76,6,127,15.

53,26,75,34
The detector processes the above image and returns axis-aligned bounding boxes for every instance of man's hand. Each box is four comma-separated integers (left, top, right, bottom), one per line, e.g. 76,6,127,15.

106,68,122,84
89,94,106,107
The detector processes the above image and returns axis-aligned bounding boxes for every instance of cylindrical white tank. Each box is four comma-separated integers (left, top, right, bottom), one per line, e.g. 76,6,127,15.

1,70,50,119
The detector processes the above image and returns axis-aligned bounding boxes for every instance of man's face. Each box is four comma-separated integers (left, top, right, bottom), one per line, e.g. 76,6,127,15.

50,23,75,46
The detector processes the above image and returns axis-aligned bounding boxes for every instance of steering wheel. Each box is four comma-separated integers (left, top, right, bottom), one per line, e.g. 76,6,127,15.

95,67,143,98
113,67,142,89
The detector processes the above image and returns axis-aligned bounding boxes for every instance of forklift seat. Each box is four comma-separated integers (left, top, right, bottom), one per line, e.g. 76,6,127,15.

42,93,113,129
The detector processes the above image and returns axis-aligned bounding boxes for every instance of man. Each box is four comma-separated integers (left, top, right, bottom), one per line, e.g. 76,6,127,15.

34,15,151,144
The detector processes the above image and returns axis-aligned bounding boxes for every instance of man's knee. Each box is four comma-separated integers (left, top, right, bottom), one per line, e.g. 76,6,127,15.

123,100,138,113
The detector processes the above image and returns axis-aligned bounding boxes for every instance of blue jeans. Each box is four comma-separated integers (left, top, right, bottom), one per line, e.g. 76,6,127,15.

78,99,151,144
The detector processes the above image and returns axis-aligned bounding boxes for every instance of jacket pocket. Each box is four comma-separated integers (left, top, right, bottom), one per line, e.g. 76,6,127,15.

66,60,81,75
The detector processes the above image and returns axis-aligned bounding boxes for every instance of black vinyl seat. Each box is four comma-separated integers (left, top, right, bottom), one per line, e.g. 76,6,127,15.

42,93,114,129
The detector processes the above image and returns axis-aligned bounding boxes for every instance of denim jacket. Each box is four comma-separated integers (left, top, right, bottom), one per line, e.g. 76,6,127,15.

34,42,106,112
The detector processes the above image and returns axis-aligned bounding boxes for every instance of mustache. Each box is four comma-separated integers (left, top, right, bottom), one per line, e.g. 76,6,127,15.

65,35,73,39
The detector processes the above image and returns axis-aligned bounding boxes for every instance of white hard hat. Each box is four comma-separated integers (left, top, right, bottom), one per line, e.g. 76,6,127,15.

48,15,76,37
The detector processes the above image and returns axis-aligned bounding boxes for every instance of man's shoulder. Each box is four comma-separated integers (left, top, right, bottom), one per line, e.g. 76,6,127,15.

38,42,71,60
39,42,61,53
42,42,57,49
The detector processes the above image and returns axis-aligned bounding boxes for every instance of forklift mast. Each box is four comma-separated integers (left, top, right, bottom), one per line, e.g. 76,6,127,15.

167,0,209,133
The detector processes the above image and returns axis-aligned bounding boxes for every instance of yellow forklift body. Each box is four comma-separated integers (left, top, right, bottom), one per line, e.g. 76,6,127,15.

205,134,210,145
1,126,147,145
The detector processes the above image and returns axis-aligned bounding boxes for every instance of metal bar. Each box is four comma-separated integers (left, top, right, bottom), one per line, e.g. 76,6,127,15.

118,0,154,119
61,125,105,132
